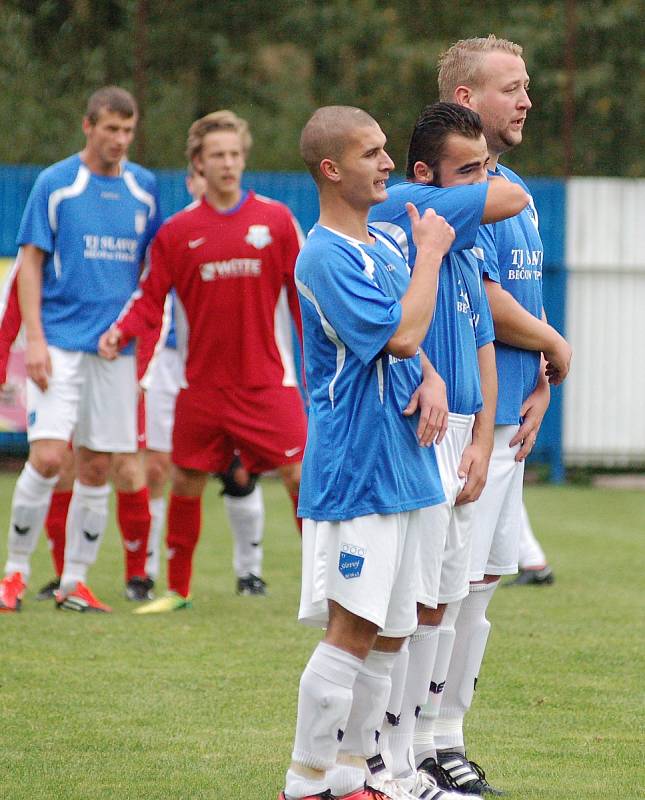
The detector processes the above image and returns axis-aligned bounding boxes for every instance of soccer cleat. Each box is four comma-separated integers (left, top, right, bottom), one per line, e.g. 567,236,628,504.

417,758,462,793
35,577,61,601
55,582,112,613
504,566,554,587
236,573,267,596
394,770,467,799
124,576,155,601
132,590,192,615
0,571,26,612
436,753,504,796
338,785,398,799
278,791,335,799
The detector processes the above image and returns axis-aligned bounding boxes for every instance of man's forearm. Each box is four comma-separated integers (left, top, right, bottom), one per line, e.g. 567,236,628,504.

473,341,497,450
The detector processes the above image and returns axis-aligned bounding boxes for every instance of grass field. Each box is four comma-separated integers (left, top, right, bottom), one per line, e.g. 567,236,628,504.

1,472,643,800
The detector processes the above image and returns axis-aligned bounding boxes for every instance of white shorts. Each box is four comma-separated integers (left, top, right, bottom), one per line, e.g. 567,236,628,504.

26,346,138,453
469,424,524,580
145,347,183,453
417,413,475,608
299,511,421,638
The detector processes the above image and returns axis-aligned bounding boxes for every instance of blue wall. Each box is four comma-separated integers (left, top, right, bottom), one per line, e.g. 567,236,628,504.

0,167,566,480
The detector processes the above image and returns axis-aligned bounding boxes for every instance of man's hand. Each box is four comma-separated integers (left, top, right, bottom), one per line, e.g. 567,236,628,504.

25,336,51,391
98,326,122,360
544,334,572,385
455,442,491,505
403,369,448,446
510,378,551,461
406,202,455,260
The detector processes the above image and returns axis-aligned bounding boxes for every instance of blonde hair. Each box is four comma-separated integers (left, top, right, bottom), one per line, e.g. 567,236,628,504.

438,35,523,101
185,110,252,162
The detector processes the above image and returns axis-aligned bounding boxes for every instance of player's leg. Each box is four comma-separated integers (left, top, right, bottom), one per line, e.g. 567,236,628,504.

1,346,80,612
36,445,75,600
145,448,171,585
506,500,553,586
218,455,266,595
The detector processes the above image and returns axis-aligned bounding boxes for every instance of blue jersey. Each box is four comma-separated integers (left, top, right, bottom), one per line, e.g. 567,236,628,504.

370,181,494,415
296,223,445,521
17,153,161,354
476,165,543,424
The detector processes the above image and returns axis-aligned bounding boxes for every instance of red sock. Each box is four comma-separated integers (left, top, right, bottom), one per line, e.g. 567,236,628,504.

45,490,72,577
167,494,201,597
289,490,302,534
117,488,151,582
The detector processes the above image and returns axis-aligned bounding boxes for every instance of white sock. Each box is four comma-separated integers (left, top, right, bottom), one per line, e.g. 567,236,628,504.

330,649,399,795
224,485,264,577
61,482,110,593
5,462,58,581
386,626,440,778
286,642,362,798
414,601,462,763
146,495,166,580
518,503,547,568
435,581,499,752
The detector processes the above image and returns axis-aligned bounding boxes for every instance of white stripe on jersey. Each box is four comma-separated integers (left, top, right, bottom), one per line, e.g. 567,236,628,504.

273,286,298,387
470,246,485,261
48,165,91,234
295,276,346,409
139,294,173,391
370,221,410,263
123,170,157,219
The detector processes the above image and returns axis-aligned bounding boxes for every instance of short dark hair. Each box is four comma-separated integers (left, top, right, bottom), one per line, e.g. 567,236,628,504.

85,86,138,124
405,102,483,179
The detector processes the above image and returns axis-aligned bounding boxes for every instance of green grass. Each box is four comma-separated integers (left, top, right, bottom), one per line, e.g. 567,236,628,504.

0,473,643,799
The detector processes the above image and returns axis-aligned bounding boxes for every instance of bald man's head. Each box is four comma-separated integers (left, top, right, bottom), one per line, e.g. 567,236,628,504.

300,106,379,185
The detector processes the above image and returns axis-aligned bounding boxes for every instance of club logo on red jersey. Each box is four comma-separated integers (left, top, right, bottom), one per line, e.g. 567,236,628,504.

245,224,272,249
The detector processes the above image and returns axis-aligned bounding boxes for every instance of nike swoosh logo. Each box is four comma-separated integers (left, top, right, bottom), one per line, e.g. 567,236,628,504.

124,540,141,552
284,447,302,458
188,237,206,249
13,524,30,536
83,530,100,542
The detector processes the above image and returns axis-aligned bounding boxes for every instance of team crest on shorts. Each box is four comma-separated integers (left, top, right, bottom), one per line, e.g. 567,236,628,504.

245,224,272,249
338,543,366,580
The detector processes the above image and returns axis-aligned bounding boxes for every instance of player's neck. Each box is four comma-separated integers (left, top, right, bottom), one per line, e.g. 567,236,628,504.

205,186,243,212
79,148,123,177
319,200,372,244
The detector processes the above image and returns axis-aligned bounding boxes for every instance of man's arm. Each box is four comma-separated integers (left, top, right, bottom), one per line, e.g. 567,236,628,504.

403,350,448,446
17,244,50,391
387,204,455,358
484,278,571,384
480,177,529,224
456,341,497,505
510,357,551,461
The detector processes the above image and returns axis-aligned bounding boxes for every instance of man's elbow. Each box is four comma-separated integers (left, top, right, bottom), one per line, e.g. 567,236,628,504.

386,334,419,359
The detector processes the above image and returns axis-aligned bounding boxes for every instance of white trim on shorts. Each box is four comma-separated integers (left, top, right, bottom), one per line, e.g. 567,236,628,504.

299,511,421,638
145,347,183,453
417,413,475,608
26,346,139,452
469,424,524,580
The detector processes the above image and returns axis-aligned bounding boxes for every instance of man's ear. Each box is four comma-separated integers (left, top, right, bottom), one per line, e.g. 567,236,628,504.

413,161,434,184
454,85,474,108
320,158,341,183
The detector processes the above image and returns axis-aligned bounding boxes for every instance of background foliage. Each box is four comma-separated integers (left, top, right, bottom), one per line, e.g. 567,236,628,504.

2,1,643,176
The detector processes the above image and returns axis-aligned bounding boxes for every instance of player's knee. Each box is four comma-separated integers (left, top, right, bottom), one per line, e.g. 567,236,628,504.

111,453,144,491
418,603,446,627
146,452,171,492
29,444,66,478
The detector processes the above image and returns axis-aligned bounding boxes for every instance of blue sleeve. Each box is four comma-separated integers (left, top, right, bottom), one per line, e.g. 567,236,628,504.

298,242,402,366
16,172,54,254
408,183,488,251
475,277,495,348
476,224,500,283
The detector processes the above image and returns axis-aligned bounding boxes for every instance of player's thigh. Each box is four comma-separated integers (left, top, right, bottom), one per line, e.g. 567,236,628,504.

416,501,451,609
26,346,83,444
75,354,138,453
486,456,524,575
438,500,474,604
434,413,475,504
145,348,182,453
225,386,307,473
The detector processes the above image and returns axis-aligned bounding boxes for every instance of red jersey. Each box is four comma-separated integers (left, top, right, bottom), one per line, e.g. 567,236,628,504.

0,256,23,384
117,192,304,390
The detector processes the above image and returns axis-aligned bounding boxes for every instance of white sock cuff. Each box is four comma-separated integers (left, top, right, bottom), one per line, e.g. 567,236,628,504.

310,642,363,689
469,579,499,594
362,648,399,677
412,624,440,643
23,461,59,489
73,481,110,509
149,495,166,513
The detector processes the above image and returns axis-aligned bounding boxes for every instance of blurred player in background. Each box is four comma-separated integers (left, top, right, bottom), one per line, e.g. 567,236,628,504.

99,110,306,614
506,501,554,585
0,86,160,613
420,35,572,793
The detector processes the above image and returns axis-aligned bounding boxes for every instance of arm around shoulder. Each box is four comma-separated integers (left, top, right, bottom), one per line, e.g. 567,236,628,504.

481,178,529,224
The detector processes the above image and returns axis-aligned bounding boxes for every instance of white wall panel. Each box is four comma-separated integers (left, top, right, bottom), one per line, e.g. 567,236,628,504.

564,178,645,465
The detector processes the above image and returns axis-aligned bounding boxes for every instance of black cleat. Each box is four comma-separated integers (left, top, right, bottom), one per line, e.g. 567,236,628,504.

436,752,504,796
125,576,155,601
418,756,462,792
236,573,267,596
505,566,554,587
35,577,61,601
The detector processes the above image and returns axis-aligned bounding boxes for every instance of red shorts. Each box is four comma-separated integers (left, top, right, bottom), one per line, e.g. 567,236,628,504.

172,385,307,474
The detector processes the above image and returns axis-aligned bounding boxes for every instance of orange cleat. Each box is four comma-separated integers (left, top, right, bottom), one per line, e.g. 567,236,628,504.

0,571,26,612
55,582,112,613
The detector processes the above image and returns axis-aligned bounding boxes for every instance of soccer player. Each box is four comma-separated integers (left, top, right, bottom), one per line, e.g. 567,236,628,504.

278,105,456,800
99,110,306,613
506,501,554,585
425,36,572,793
0,86,161,613
369,101,530,793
